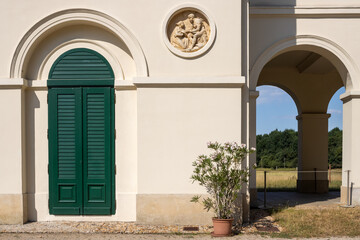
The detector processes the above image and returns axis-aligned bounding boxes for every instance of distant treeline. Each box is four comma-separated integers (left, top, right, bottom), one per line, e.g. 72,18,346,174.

256,128,342,169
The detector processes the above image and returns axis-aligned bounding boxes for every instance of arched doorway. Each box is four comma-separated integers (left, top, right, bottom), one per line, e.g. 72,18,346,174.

257,50,343,193
48,48,115,215
248,39,356,205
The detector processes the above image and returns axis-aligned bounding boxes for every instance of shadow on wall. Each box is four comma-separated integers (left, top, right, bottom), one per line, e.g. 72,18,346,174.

26,90,41,221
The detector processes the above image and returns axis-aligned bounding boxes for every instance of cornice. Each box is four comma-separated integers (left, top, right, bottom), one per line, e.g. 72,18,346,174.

250,6,360,17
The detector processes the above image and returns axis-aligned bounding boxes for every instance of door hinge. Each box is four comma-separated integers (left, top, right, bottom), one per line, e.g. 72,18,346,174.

114,129,116,140
47,164,49,175
114,165,117,175
47,129,49,139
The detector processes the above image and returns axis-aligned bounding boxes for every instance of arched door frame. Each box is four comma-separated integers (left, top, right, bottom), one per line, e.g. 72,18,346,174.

10,8,148,79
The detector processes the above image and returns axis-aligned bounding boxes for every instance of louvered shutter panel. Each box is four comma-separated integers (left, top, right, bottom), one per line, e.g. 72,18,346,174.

49,49,114,80
49,88,83,215
82,87,112,214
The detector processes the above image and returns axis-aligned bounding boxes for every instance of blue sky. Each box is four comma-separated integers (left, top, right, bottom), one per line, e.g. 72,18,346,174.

256,85,345,135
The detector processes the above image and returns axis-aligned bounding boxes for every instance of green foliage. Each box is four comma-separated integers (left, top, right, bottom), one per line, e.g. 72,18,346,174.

256,128,342,168
256,129,298,169
328,127,342,168
190,142,255,219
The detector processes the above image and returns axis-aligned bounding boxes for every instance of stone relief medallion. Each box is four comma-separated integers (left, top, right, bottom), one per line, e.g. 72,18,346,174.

169,11,210,52
163,5,216,58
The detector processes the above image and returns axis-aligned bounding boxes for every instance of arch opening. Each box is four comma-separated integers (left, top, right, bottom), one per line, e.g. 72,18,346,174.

256,85,298,171
254,47,346,201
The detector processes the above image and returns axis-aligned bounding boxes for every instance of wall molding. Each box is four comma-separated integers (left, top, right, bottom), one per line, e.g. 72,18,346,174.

340,91,360,103
10,8,148,79
133,76,245,88
250,6,360,17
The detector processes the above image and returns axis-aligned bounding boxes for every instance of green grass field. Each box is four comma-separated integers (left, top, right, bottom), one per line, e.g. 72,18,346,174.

256,168,342,191
269,207,360,238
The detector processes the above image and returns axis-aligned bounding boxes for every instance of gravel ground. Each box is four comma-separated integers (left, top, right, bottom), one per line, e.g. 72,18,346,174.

0,233,359,240
0,209,357,239
0,210,276,239
0,210,273,235
0,221,213,234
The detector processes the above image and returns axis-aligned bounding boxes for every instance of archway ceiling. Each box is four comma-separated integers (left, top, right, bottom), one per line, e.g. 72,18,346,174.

264,50,336,75
258,50,343,114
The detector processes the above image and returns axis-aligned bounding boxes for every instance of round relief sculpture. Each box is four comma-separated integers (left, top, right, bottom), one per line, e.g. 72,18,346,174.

163,5,216,58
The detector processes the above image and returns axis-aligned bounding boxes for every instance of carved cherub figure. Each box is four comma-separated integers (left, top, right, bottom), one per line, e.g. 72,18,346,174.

186,17,207,51
172,21,189,49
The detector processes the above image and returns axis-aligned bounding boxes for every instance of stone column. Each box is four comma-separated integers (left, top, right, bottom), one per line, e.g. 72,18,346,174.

0,79,27,224
341,93,360,205
249,90,259,206
297,113,330,193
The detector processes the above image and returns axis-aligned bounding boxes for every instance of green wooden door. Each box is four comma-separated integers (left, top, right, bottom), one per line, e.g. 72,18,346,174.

48,88,83,215
49,87,114,215
82,88,112,214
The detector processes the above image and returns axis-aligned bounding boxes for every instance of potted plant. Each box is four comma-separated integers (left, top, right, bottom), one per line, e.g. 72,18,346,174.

191,141,255,237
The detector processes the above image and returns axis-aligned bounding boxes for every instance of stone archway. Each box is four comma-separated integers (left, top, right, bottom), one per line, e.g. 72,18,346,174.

249,36,359,204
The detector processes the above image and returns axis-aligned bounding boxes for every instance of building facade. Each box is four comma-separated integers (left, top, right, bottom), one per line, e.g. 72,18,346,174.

0,0,359,224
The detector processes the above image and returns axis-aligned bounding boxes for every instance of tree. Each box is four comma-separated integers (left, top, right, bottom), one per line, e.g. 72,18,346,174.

256,129,298,168
328,127,342,168
256,128,342,168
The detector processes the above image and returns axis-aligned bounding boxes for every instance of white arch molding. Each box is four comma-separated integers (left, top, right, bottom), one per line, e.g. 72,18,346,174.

250,35,360,91
10,8,148,79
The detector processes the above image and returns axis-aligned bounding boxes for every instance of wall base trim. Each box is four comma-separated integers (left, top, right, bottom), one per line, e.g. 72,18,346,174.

0,194,27,224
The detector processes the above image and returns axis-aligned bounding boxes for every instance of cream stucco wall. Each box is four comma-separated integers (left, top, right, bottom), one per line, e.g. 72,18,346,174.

0,0,247,224
3,0,360,225
341,94,360,204
135,80,244,224
0,0,243,79
0,87,27,224
137,85,243,194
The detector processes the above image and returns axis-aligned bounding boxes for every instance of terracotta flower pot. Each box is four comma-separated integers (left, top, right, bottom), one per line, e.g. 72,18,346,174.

211,218,234,237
